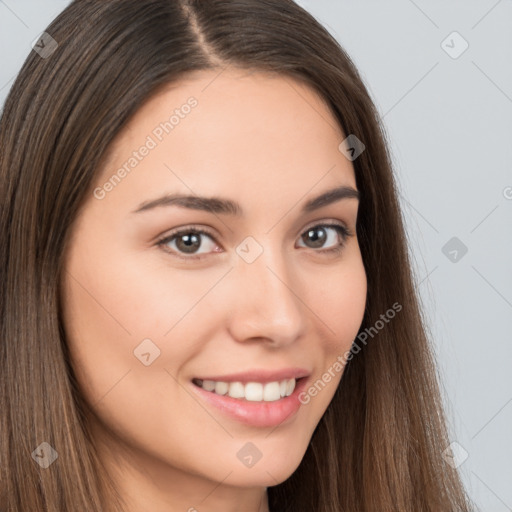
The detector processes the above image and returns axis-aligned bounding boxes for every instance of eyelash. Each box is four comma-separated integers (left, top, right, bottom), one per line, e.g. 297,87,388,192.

155,222,353,261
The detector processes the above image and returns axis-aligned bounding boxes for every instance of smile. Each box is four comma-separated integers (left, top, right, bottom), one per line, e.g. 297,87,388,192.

190,373,310,428
192,378,296,402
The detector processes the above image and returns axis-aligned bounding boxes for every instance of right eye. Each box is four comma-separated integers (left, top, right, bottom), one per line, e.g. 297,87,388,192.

156,226,221,260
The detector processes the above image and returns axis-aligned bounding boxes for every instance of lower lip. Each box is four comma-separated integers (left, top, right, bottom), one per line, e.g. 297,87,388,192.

190,378,309,428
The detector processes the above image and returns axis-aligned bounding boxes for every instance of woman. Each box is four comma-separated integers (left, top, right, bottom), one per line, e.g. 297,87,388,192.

0,0,475,510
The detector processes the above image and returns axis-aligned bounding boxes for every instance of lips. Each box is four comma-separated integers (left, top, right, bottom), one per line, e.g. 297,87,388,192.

189,368,311,427
193,368,310,383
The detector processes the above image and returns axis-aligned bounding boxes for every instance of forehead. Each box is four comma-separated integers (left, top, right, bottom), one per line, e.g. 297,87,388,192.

92,68,356,215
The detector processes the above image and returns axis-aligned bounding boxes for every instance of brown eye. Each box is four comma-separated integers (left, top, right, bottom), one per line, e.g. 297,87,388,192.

156,222,352,261
174,232,203,253
297,223,350,252
157,228,218,259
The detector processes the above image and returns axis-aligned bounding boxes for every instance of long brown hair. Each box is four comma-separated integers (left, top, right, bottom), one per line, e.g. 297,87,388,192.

0,0,475,510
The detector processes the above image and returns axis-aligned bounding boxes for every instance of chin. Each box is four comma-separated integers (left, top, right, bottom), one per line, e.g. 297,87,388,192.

215,447,307,488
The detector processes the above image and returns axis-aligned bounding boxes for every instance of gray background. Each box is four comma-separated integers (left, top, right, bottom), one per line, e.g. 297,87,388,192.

1,1,511,510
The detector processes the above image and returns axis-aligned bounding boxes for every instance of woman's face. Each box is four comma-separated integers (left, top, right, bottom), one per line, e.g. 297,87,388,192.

61,68,367,508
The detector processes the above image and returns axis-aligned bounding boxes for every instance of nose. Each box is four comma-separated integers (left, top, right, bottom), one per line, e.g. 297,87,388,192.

226,246,307,348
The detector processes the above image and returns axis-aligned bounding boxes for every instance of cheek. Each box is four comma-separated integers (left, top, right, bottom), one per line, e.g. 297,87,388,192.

60,262,132,403
59,234,165,406
316,258,367,349
60,240,231,416
60,249,210,470
304,257,367,401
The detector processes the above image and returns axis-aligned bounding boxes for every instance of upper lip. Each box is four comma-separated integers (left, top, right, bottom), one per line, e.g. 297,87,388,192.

193,368,310,384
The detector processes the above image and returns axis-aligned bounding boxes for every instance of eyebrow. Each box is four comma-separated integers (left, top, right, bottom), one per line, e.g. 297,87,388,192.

131,184,360,216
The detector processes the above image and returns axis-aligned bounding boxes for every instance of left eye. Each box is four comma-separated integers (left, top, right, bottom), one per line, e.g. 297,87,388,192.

156,223,351,260
297,223,350,251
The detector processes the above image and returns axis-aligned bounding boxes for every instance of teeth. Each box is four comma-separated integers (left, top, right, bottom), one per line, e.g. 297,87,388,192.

228,381,245,399
245,382,263,401
263,381,281,402
196,378,297,402
286,378,296,396
214,381,229,395
202,380,216,392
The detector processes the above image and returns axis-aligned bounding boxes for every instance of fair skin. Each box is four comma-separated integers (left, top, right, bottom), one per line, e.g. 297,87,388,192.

60,68,367,512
